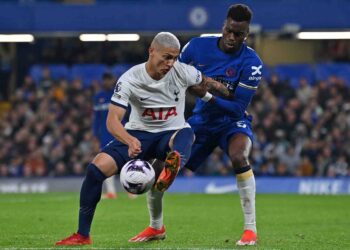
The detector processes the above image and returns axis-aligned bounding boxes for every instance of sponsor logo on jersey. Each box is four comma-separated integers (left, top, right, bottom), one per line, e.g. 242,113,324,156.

142,107,177,120
249,65,262,81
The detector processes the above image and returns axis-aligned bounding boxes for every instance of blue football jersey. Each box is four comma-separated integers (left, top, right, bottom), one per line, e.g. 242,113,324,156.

180,36,263,124
93,90,114,147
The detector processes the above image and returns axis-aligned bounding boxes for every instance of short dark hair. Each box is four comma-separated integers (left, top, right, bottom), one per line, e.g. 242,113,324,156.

227,4,252,23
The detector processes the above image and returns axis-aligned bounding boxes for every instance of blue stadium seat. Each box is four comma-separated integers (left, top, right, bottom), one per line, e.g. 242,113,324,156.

30,64,70,84
262,65,272,81
315,63,350,85
111,64,134,79
274,64,315,87
29,65,43,84
71,64,108,87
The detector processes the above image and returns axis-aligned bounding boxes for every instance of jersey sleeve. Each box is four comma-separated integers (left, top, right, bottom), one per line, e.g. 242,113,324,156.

177,62,202,87
179,38,196,64
212,57,263,119
110,75,132,109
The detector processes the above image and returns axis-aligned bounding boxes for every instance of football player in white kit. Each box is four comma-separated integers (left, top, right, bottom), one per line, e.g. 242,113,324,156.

55,32,229,246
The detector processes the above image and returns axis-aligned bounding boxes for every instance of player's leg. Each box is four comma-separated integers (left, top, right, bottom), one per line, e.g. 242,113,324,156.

154,127,195,192
102,176,117,199
129,159,166,242
222,131,257,246
130,128,195,242
55,152,118,246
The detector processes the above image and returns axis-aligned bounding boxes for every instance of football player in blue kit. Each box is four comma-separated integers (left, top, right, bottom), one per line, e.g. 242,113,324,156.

93,73,118,199
134,4,262,246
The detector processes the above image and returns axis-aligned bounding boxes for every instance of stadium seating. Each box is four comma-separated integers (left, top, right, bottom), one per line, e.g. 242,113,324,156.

315,63,350,85
30,64,70,83
29,62,350,88
274,63,315,87
71,64,108,87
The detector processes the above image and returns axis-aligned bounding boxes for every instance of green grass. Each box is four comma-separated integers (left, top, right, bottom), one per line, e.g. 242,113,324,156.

0,193,349,249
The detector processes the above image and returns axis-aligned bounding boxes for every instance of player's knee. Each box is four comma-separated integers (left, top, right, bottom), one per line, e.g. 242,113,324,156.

229,151,249,168
86,163,107,182
91,153,118,177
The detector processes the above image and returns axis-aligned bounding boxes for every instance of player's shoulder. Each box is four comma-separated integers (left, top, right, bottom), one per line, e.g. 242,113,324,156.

242,45,263,66
189,36,218,46
173,61,198,74
119,63,145,83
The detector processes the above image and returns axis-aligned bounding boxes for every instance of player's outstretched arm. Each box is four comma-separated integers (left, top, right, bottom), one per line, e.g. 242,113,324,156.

106,104,141,158
204,76,233,99
188,75,233,100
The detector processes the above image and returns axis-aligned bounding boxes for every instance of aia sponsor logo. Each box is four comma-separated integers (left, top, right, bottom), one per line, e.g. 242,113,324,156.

142,107,177,120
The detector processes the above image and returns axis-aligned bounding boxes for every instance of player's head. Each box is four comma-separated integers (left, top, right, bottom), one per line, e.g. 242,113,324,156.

147,32,180,80
102,72,115,90
219,4,252,53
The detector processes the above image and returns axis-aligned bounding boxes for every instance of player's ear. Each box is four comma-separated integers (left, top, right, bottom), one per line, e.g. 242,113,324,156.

149,47,154,55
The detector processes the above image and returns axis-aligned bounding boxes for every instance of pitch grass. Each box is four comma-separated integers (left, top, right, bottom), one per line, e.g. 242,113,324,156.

0,193,349,250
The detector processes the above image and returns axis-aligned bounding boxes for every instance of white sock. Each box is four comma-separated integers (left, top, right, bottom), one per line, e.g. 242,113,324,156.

147,189,164,229
236,170,256,233
105,176,116,194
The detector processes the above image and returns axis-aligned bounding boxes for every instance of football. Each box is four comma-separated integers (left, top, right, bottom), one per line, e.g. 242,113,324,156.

120,159,155,194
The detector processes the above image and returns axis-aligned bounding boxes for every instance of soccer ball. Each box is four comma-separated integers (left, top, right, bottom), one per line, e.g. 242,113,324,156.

120,159,155,194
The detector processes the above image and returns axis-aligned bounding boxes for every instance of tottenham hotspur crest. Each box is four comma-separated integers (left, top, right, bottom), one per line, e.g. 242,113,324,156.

169,82,180,102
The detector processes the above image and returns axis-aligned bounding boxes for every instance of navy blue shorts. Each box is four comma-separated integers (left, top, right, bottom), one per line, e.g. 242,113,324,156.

185,115,254,171
101,129,176,174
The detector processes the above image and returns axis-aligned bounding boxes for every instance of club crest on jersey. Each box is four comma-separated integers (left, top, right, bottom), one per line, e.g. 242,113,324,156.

169,82,180,102
142,107,177,120
226,67,235,77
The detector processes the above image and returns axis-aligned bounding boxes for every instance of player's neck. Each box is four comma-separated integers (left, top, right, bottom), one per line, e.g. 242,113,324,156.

145,62,162,81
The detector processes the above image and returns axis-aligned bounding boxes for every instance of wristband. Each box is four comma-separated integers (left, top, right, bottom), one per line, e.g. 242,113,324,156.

201,92,213,102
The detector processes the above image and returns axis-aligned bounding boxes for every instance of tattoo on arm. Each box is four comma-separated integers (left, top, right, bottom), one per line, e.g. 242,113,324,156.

204,76,233,99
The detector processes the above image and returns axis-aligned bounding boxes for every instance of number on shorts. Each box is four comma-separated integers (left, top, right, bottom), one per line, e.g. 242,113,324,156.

236,121,247,128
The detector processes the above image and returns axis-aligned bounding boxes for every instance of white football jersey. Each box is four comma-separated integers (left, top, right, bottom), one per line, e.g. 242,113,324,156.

111,61,202,132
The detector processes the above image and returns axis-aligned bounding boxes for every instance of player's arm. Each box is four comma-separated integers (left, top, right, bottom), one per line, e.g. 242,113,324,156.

106,104,141,158
188,75,234,105
188,75,233,99
210,85,256,118
210,61,263,119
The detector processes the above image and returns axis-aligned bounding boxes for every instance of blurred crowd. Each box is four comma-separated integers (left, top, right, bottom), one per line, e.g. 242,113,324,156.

0,67,350,178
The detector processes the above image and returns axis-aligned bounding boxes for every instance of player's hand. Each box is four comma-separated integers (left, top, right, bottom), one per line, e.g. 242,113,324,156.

127,137,142,158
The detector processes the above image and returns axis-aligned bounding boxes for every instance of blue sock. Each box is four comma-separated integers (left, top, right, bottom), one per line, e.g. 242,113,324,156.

78,163,107,237
172,128,194,168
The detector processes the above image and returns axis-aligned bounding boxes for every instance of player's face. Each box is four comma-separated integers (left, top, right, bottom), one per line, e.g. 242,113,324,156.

220,17,249,53
149,46,179,79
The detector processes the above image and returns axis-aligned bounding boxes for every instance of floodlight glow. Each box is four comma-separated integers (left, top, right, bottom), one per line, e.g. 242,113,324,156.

200,33,221,37
297,32,350,40
107,34,140,41
79,34,106,42
0,34,34,42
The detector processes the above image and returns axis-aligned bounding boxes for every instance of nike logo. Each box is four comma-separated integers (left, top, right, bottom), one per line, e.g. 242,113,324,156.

140,97,151,101
205,182,237,194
